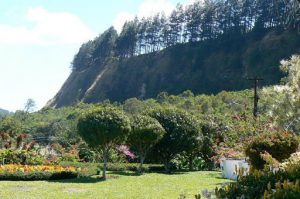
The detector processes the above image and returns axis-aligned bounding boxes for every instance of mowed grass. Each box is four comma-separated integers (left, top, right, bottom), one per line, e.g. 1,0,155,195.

0,171,231,199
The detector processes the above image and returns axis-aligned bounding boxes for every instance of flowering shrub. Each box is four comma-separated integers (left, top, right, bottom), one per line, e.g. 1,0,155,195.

0,149,46,165
0,164,77,173
245,131,299,169
212,154,300,199
0,164,79,180
117,145,135,159
280,152,300,178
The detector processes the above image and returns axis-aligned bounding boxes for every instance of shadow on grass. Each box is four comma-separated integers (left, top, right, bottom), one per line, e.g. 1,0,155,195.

48,176,105,184
154,171,186,175
109,171,142,176
48,171,141,183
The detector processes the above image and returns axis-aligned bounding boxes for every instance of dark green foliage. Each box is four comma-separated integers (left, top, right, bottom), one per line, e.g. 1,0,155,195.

77,106,131,179
127,114,165,172
78,146,96,163
77,107,131,148
70,0,298,68
0,171,77,181
97,163,164,173
116,19,138,58
59,161,164,175
149,107,203,172
72,27,118,71
245,132,299,169
199,124,217,169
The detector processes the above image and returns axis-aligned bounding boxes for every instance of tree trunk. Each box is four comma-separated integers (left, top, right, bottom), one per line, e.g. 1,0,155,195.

188,156,193,171
164,162,171,173
102,149,108,180
139,156,145,174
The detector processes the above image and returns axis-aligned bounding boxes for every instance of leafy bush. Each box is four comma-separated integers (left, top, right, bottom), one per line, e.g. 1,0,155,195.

0,150,46,165
149,107,203,172
97,163,164,172
78,146,96,162
280,152,300,179
60,161,164,175
173,155,209,171
60,153,79,162
214,168,300,199
245,131,299,169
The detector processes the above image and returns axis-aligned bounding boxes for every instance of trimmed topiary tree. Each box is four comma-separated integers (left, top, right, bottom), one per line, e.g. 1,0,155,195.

77,107,131,180
150,107,203,172
127,115,165,173
245,131,299,170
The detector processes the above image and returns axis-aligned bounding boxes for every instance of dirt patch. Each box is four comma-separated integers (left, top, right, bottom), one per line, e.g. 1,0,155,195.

64,188,87,193
13,186,35,191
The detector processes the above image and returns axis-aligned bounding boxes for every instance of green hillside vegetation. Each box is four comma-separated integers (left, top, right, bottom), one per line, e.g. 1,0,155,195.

2,54,299,159
0,53,300,152
47,0,300,108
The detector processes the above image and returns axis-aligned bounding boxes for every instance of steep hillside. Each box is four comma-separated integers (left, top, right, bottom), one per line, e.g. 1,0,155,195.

47,29,300,108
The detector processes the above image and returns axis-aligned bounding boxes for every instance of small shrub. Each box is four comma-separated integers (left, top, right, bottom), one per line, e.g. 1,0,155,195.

0,150,46,165
97,163,165,173
59,161,164,175
245,131,299,169
60,153,79,162
78,147,96,162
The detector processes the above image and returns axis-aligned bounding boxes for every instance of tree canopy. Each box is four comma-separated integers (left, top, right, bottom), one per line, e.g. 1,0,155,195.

149,107,203,172
127,114,165,172
71,0,300,71
77,107,131,179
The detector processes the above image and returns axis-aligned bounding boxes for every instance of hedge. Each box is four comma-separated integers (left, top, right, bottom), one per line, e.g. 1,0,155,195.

60,161,165,176
0,171,78,181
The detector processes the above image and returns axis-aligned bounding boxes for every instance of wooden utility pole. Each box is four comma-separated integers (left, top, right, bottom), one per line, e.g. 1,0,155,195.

248,77,263,118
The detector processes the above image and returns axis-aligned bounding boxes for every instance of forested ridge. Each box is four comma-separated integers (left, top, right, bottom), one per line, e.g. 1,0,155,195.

48,0,300,107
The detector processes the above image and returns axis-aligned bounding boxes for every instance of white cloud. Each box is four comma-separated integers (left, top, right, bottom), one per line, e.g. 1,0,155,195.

185,0,198,5
113,12,135,33
113,0,175,33
137,0,175,18
0,7,95,45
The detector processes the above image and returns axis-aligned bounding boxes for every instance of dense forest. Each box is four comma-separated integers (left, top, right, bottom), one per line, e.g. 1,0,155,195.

72,0,300,71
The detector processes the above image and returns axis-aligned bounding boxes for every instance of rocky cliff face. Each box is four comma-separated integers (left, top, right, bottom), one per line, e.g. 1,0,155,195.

47,29,300,108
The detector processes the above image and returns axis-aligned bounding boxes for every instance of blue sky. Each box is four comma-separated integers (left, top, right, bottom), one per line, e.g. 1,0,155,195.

0,0,194,111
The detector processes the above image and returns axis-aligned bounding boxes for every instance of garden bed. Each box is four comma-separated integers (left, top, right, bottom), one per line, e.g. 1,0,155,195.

0,165,78,181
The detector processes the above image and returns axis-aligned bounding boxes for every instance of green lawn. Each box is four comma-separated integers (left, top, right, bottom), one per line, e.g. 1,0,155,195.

0,171,231,199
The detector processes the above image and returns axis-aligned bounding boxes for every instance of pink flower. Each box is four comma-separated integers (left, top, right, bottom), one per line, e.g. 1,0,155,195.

117,145,136,159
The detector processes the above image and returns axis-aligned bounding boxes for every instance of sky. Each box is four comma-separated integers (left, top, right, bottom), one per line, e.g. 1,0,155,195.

0,0,196,112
